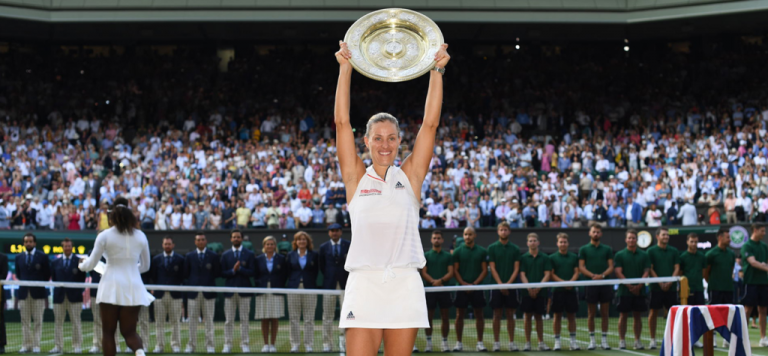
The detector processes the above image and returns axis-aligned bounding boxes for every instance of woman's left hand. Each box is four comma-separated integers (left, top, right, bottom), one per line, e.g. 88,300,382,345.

435,43,450,68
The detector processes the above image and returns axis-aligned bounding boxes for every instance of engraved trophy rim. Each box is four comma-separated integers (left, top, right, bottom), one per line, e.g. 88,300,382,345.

343,8,444,82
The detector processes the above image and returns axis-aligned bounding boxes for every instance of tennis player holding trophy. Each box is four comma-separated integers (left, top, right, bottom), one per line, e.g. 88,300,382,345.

334,8,450,356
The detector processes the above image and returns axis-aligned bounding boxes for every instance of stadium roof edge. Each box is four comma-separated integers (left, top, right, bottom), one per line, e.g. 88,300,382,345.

0,0,766,23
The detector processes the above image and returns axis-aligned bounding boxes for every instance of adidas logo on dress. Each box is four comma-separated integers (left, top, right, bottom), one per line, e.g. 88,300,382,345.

395,181,404,189
346,311,355,320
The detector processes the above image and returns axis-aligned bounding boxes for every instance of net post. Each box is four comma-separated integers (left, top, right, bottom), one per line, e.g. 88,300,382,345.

679,276,689,305
703,331,714,356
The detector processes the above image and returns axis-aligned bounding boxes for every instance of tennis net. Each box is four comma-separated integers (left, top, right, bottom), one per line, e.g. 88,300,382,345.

1,276,690,353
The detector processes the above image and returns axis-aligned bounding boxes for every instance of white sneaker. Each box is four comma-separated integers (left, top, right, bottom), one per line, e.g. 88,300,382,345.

452,342,463,352
88,347,100,354
723,339,730,348
618,340,626,350
172,347,181,353
570,340,581,351
269,345,277,353
425,340,433,352
74,347,82,353
116,346,122,354
601,339,611,350
136,349,146,356
538,342,551,351
183,345,194,353
152,347,163,353
476,341,487,351
522,342,531,351
587,340,596,350
305,346,313,353
206,347,215,353
694,341,704,348
49,347,63,353
635,341,645,350
553,339,561,351
413,344,419,353
19,347,29,353
339,336,346,353
759,337,768,347
222,345,231,353
32,347,41,353
290,345,299,353
125,348,132,354
508,341,519,351
261,345,270,353
322,344,331,352
242,346,250,353
492,342,501,352
649,339,658,349
441,340,450,352
544,314,551,320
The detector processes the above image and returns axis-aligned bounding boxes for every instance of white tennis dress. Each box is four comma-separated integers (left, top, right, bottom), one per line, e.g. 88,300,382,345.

340,165,428,329
79,227,155,307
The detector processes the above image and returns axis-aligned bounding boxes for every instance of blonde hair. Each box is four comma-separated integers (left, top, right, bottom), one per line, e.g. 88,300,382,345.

556,232,568,240
365,113,399,138
292,231,315,251
527,232,540,241
262,235,277,253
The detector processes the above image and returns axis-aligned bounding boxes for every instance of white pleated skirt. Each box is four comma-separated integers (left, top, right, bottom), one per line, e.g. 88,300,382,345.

339,268,429,329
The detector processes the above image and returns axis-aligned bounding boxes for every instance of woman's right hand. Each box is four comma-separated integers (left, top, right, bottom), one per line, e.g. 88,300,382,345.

336,41,352,67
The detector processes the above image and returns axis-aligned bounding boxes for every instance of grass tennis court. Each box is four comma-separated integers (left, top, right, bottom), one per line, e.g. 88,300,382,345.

3,318,767,355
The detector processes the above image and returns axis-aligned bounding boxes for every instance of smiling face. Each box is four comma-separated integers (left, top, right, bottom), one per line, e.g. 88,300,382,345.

364,121,400,167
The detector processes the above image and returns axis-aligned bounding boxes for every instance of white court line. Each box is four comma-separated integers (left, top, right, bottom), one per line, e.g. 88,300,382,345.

614,349,653,356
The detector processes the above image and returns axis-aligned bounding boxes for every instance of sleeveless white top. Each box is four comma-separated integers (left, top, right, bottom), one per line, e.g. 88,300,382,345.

345,165,426,276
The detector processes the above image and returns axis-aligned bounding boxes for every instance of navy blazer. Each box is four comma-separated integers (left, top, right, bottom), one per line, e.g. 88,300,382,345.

184,249,221,299
286,250,319,289
15,250,51,299
86,249,105,297
221,247,255,297
151,252,186,299
254,253,287,289
51,255,86,303
317,239,350,289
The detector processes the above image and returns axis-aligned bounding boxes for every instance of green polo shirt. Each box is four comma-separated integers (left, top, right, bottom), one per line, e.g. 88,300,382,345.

648,244,680,291
578,242,614,277
549,251,579,292
742,238,768,285
680,250,706,292
424,249,453,287
705,245,735,292
453,243,488,284
488,240,521,283
614,248,650,296
520,251,552,283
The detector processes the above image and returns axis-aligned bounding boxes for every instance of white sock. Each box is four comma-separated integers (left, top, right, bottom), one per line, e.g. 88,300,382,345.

135,349,146,356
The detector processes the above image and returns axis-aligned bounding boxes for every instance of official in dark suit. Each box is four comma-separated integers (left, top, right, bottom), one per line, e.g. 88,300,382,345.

86,249,111,353
14,233,50,353
150,236,185,353
220,230,255,353
51,238,86,353
0,251,8,354
183,232,221,353
317,223,350,352
286,231,319,353
254,236,287,353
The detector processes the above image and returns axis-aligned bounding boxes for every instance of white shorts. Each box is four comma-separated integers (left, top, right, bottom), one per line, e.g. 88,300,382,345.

339,268,429,329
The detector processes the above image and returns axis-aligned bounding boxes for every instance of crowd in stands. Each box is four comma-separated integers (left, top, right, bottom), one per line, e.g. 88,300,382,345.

0,38,767,231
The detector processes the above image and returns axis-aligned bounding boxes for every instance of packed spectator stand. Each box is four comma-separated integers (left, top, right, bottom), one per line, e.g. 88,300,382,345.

0,38,767,231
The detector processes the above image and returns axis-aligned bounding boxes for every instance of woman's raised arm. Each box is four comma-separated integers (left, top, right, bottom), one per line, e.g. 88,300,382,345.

402,44,450,193
334,41,366,205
